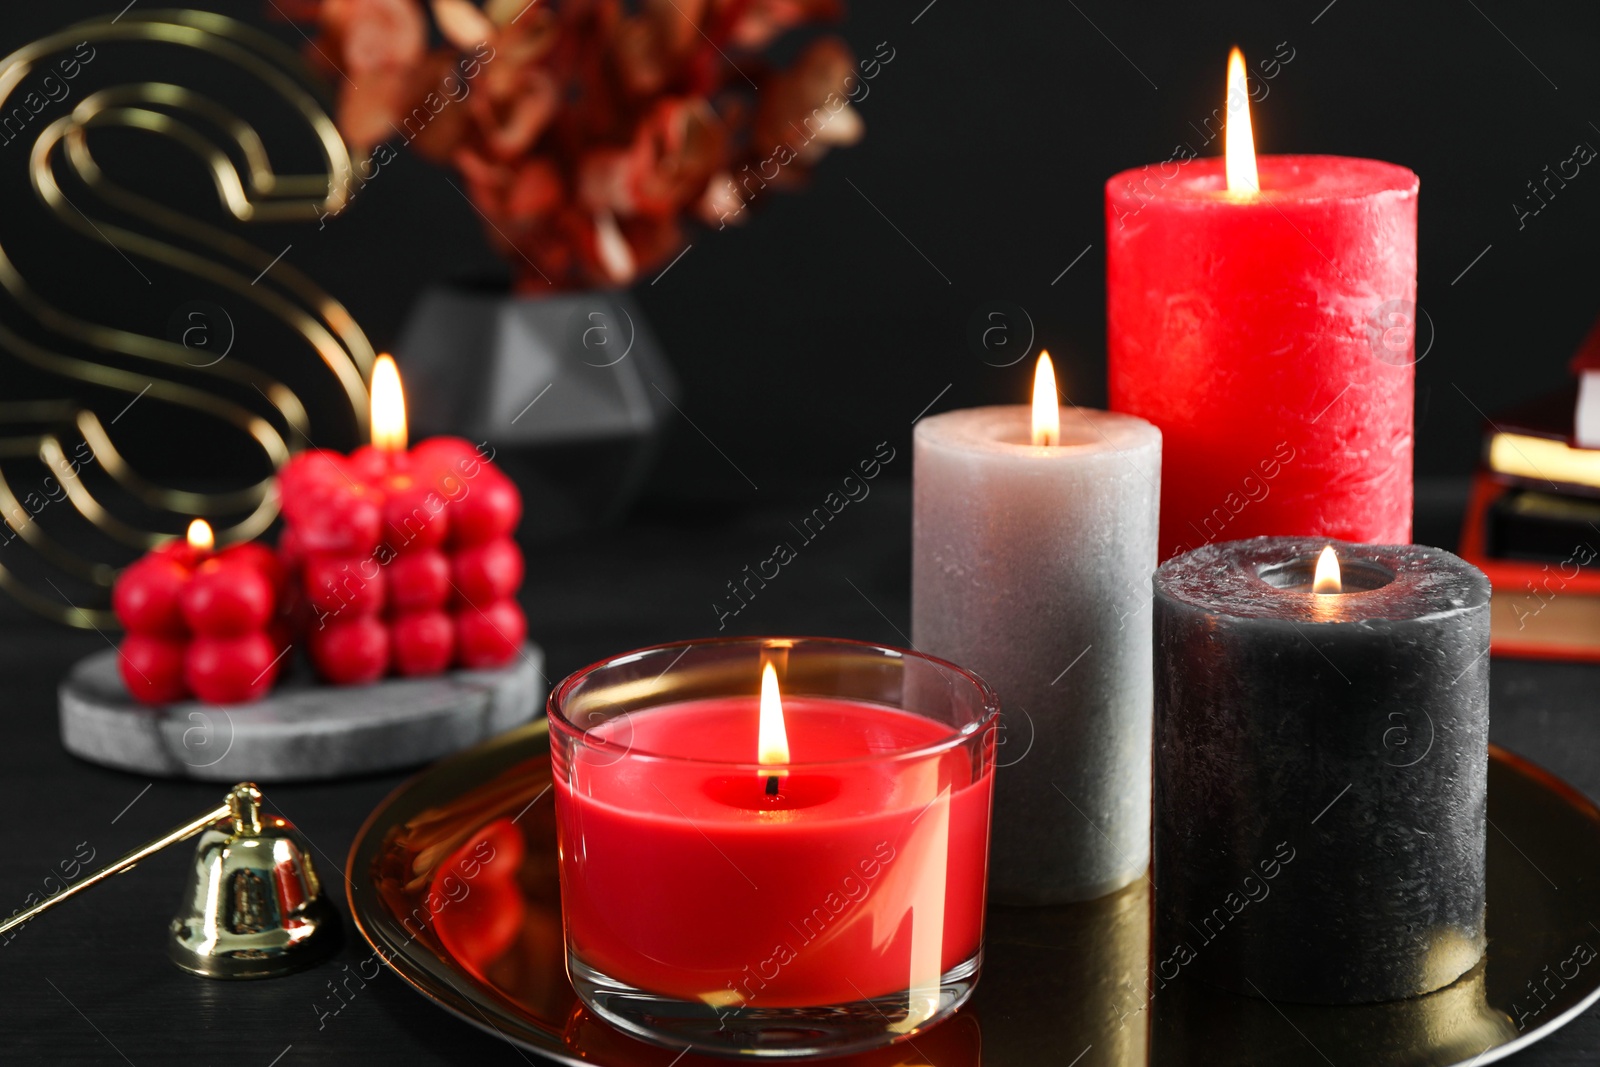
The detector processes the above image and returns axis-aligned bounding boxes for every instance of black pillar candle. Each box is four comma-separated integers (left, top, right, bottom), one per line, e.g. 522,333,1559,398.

1152,537,1490,1004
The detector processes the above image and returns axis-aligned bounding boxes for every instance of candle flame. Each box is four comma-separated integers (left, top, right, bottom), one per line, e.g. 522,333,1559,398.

1313,545,1341,594
370,354,408,452
186,518,214,552
1031,351,1060,447
1224,47,1259,195
758,662,790,769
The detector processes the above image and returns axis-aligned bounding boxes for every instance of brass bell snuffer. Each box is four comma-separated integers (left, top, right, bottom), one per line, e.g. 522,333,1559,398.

0,782,339,978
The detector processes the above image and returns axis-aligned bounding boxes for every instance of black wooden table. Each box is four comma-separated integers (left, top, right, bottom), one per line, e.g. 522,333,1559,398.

2,482,1595,1065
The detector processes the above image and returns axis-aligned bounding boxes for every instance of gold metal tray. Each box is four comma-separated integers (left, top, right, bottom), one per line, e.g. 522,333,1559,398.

347,721,1600,1065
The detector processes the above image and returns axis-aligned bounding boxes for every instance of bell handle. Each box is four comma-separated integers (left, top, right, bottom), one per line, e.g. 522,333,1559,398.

0,800,231,938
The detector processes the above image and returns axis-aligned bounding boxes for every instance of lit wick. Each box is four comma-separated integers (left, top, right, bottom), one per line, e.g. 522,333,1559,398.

1313,545,1342,594
1224,47,1259,197
370,353,408,453
758,662,789,797
186,518,214,553
1031,351,1060,447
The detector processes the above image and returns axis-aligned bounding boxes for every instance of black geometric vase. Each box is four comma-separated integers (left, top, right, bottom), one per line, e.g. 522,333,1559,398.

395,285,679,539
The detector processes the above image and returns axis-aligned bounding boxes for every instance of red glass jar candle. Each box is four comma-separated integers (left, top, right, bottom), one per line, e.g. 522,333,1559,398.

113,519,288,705
549,637,998,1058
276,355,526,684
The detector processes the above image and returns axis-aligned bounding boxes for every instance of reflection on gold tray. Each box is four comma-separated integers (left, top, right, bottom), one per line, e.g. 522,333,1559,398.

347,721,1600,1066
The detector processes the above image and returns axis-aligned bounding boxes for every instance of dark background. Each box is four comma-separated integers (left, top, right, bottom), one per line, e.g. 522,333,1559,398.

3,6,1600,1066
3,0,1598,503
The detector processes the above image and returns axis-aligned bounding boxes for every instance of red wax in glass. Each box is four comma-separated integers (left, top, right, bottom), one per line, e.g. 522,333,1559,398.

556,698,993,1007
1107,155,1419,559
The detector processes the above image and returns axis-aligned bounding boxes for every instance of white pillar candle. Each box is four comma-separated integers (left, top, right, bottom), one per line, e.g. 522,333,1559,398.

912,368,1160,905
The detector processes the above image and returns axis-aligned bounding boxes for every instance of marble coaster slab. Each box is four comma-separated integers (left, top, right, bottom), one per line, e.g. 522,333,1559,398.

59,644,545,782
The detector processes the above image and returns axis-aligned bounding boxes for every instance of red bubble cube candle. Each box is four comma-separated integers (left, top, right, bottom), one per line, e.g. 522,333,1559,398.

276,358,525,685
112,520,289,705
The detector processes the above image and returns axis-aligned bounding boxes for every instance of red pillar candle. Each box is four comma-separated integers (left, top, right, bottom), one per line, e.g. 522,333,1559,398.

1107,49,1418,559
113,519,288,705
550,639,998,1059
276,355,526,684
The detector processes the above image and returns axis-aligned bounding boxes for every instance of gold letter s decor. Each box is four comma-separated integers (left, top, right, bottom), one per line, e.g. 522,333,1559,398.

0,10,371,627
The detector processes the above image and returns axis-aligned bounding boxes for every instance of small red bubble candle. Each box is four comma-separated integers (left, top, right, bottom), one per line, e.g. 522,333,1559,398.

113,519,289,705
551,639,998,1058
1107,49,1418,559
277,355,526,685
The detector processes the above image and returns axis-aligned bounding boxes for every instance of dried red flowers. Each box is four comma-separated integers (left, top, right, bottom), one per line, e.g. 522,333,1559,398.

279,0,866,289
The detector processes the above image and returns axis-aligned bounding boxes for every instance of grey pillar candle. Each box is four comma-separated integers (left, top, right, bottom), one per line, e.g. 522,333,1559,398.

912,378,1160,904
1152,537,1490,1004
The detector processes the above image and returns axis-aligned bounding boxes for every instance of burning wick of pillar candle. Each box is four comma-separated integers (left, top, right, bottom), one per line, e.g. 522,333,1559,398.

1313,545,1342,594
1031,351,1060,447
187,518,214,552
1224,47,1259,196
758,662,790,795
370,353,408,452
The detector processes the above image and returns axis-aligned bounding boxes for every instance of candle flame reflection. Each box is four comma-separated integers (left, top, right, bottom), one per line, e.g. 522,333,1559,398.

758,662,790,770
186,518,214,552
1031,351,1060,447
370,354,408,452
1224,47,1259,196
1313,545,1342,594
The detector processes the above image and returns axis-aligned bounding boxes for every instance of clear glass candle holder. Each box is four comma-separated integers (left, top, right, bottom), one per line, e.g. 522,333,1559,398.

549,636,999,1058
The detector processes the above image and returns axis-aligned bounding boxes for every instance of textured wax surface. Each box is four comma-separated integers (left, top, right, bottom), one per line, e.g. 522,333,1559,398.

569,698,973,821
1107,155,1419,560
1115,155,1419,202
912,405,1160,903
1157,537,1489,622
1152,537,1491,1003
